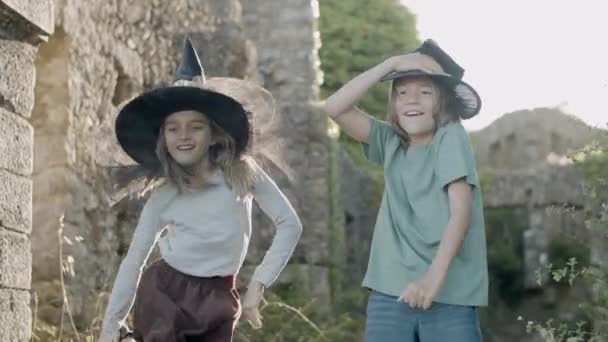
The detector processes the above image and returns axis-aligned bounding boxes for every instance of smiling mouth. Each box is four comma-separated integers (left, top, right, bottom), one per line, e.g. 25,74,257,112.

176,144,195,151
403,111,424,117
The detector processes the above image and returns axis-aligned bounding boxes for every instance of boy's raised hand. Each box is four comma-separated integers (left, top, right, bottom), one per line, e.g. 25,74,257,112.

388,52,443,75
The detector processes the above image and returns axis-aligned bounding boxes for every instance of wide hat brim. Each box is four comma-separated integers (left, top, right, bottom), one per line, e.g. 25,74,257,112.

115,86,250,172
380,69,482,119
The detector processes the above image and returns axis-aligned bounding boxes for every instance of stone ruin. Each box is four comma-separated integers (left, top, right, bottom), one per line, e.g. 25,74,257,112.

472,107,603,287
470,108,606,340
1,0,335,340
2,1,606,341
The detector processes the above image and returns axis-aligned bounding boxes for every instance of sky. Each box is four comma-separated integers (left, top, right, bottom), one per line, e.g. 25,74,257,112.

402,0,608,131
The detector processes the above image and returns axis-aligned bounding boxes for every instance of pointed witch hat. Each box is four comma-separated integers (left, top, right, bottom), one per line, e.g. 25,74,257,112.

107,36,278,205
114,37,251,174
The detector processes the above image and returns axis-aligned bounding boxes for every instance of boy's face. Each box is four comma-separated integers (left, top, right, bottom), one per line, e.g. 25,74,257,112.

163,110,213,167
393,77,440,143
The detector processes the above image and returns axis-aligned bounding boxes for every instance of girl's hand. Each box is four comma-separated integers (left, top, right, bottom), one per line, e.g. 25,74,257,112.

387,52,443,74
398,267,447,310
241,280,265,329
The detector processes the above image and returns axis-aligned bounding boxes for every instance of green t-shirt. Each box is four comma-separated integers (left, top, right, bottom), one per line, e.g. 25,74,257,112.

362,117,488,306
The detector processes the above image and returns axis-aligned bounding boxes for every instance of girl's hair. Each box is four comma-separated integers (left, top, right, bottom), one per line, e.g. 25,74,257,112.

155,115,258,196
386,77,464,147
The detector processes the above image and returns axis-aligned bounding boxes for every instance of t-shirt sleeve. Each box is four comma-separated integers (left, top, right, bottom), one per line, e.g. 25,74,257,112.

436,124,479,189
362,117,394,165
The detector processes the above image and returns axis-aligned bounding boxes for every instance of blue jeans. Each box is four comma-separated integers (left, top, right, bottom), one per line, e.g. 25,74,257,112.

364,290,482,342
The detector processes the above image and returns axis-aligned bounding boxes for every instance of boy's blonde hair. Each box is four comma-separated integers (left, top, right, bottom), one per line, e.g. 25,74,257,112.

155,115,257,196
386,77,463,147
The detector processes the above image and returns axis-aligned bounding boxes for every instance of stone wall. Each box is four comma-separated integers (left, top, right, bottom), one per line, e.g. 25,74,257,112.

241,0,332,304
473,109,594,283
471,107,601,169
337,150,379,286
24,0,332,332
473,110,598,341
0,1,53,341
29,0,260,330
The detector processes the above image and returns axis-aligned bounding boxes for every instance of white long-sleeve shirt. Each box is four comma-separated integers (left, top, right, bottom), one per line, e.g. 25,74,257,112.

101,164,302,336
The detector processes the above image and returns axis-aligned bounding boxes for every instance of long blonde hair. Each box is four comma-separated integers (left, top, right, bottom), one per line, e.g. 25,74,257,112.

386,77,463,147
155,116,257,196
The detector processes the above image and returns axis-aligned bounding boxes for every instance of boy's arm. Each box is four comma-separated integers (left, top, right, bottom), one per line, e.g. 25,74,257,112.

323,53,442,143
399,178,473,309
323,59,394,143
430,179,472,275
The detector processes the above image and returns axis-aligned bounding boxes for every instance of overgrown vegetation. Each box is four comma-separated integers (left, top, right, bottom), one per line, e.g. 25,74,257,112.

484,207,527,306
523,130,608,341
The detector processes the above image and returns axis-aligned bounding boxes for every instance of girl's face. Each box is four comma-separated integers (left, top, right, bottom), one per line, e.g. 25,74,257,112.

393,77,441,144
163,110,213,167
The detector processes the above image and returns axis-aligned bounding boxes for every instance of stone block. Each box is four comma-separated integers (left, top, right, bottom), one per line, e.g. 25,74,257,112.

0,0,54,38
0,108,33,176
0,229,32,289
0,169,32,234
0,38,36,116
0,289,31,342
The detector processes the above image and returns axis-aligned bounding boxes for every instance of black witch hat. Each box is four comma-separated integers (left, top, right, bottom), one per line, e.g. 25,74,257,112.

114,37,251,173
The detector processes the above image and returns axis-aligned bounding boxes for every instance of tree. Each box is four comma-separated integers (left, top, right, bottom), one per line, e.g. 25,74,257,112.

318,0,419,119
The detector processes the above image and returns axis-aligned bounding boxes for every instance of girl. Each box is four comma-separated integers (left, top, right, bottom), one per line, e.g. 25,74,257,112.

98,38,302,342
324,40,488,342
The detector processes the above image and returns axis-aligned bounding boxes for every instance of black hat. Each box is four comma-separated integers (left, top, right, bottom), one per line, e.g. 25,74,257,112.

381,39,481,119
115,37,251,172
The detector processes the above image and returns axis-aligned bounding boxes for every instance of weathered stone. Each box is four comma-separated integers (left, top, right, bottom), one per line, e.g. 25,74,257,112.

523,208,549,289
31,167,67,282
0,229,31,289
483,164,586,208
0,38,36,116
0,2,52,45
24,0,262,328
0,0,54,34
472,109,597,321
338,149,380,285
20,0,334,330
471,108,602,170
111,42,144,106
33,135,68,171
0,2,49,341
31,29,69,136
0,170,32,234
0,289,31,342
0,107,33,175
242,0,330,296
185,28,256,80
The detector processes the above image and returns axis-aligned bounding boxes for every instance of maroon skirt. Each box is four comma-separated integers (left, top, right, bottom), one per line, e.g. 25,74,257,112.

131,259,241,342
